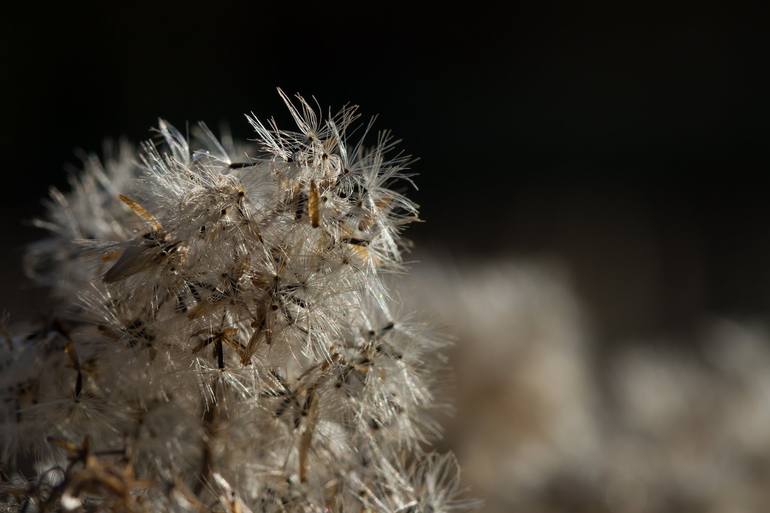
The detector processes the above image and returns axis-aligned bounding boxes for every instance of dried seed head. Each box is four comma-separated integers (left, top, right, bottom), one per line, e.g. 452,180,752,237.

2,89,474,513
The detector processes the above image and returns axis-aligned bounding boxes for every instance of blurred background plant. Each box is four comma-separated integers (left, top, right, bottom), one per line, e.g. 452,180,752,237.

407,259,770,513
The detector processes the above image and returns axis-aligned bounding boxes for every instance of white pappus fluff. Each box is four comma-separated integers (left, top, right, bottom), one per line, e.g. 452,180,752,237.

0,90,476,513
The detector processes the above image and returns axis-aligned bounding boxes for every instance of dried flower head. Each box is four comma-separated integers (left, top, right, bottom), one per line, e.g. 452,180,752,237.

1,90,475,513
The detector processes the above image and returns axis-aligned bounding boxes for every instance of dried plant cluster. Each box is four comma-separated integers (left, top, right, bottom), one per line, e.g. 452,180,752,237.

411,262,770,513
0,92,473,513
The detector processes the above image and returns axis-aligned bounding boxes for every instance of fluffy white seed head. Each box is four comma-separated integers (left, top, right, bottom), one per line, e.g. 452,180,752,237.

1,90,473,513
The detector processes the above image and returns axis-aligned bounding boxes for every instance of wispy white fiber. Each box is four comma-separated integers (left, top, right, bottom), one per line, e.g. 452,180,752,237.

1,90,474,513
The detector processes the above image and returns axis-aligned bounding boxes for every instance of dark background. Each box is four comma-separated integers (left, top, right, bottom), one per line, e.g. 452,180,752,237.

1,3,769,342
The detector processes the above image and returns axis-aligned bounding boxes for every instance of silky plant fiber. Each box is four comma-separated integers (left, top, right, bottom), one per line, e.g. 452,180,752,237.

0,90,476,513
